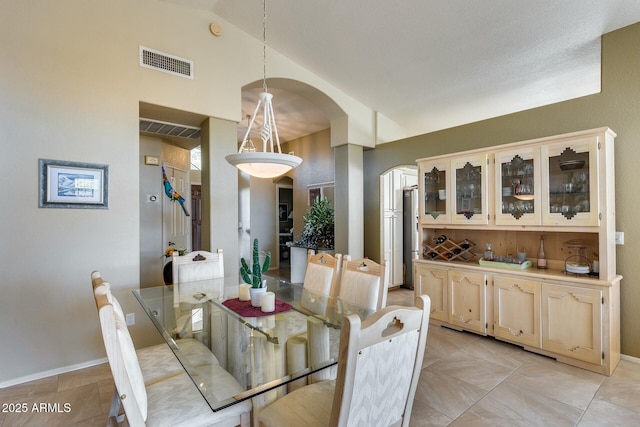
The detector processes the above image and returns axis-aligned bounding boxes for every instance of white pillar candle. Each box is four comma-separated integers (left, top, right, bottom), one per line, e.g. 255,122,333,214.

239,284,251,301
261,291,276,312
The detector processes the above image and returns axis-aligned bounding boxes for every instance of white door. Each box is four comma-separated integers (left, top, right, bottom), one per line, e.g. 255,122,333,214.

381,167,417,288
163,165,191,253
382,169,403,287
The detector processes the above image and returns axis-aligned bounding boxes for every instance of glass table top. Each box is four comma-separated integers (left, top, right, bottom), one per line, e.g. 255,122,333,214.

133,275,372,411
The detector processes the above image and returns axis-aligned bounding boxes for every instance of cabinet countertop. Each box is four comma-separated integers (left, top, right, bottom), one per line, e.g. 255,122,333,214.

414,258,622,287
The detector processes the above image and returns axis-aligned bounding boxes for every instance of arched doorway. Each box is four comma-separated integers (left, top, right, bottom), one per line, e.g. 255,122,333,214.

239,78,349,275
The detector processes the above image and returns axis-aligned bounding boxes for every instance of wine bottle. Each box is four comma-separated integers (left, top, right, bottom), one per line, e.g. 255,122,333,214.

537,236,547,269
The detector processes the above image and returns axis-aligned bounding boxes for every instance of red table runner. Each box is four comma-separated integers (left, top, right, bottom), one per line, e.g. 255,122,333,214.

222,298,292,317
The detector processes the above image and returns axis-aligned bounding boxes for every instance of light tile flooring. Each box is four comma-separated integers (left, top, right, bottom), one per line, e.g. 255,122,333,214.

2,287,639,426
386,287,640,426
0,362,115,426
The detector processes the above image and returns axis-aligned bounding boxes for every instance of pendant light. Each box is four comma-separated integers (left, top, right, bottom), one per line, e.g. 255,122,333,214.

225,0,302,178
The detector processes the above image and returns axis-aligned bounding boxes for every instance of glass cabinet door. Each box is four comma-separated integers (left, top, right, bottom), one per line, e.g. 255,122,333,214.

495,147,542,225
418,159,450,224
541,136,599,226
451,154,488,225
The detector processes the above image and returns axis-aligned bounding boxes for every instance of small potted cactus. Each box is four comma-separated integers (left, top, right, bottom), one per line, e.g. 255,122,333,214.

240,238,271,306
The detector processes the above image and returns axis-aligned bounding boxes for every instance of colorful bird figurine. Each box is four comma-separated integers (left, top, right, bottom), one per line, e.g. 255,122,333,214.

161,166,190,216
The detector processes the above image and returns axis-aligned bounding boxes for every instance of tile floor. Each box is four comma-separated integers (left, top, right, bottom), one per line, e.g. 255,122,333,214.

387,287,640,426
1,287,639,426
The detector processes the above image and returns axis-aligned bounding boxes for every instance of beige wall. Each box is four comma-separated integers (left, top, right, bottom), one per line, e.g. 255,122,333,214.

3,0,638,387
0,0,369,386
363,22,640,358
283,129,336,244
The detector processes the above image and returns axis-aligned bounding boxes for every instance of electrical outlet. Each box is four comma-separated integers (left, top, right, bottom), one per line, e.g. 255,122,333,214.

615,231,624,245
125,313,135,326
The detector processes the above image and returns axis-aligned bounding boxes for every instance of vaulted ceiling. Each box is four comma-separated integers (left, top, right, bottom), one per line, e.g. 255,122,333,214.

162,0,640,143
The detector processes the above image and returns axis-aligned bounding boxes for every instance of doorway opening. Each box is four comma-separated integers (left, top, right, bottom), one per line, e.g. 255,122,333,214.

191,184,202,251
380,166,418,290
139,103,205,288
276,183,293,269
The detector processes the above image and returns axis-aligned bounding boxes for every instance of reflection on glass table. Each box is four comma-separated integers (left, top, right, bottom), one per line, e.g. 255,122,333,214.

133,275,373,413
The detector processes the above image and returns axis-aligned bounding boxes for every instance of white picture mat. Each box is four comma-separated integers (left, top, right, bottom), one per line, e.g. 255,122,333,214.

46,165,104,204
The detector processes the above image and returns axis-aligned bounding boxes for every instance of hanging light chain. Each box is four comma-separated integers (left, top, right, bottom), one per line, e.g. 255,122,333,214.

262,0,268,93
225,0,302,177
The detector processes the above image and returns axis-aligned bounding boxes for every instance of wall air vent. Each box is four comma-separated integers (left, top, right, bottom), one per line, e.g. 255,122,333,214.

139,118,200,139
139,46,194,79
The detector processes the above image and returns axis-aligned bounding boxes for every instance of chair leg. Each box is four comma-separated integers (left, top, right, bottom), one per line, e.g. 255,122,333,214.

240,411,250,427
107,389,124,427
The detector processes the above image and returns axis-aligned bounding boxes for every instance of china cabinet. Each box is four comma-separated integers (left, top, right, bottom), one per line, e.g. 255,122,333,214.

451,154,489,225
448,269,487,334
495,147,542,226
541,282,603,365
418,158,450,224
541,135,600,227
493,275,541,348
414,264,448,322
414,127,621,375
422,236,476,263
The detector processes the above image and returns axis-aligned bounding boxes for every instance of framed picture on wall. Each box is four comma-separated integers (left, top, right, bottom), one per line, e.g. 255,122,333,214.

279,203,288,222
308,188,322,206
308,182,335,207
39,159,109,209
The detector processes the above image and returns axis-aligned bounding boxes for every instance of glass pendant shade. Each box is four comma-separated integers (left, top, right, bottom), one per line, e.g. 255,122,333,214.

226,151,302,178
226,92,302,178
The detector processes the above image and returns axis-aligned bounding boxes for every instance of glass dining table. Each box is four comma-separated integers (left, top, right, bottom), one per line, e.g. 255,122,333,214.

132,275,373,413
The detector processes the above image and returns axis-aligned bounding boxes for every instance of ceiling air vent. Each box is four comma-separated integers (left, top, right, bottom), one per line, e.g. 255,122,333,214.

139,46,194,79
139,118,201,139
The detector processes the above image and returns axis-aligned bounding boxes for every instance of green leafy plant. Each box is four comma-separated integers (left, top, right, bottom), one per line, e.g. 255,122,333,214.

294,196,335,250
240,238,271,288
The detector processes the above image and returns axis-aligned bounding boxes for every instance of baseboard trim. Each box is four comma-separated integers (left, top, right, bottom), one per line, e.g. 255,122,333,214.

0,357,108,389
620,354,640,364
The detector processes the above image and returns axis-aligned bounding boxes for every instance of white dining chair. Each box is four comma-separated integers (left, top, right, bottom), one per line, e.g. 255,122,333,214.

172,249,225,284
338,257,387,312
90,270,104,288
285,251,343,387
171,249,225,338
93,281,251,427
300,250,343,314
92,272,224,383
92,271,203,384
258,295,431,427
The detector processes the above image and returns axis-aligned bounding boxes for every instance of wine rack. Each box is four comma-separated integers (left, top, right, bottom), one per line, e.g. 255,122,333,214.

423,238,477,262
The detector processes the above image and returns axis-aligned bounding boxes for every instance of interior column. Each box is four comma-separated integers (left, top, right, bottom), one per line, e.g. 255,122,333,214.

200,117,240,275
334,143,364,259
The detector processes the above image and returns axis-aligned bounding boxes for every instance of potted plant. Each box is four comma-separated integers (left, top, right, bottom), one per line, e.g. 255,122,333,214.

240,238,271,306
295,195,335,251
290,196,335,283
